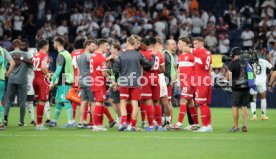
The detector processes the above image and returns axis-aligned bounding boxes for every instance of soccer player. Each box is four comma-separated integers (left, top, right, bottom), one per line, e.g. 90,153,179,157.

4,39,33,126
48,37,75,128
173,37,199,130
77,39,96,128
71,39,85,123
0,46,15,130
21,39,36,126
140,37,166,131
90,39,110,131
107,43,122,125
250,57,272,120
32,39,51,130
182,37,213,132
113,35,155,131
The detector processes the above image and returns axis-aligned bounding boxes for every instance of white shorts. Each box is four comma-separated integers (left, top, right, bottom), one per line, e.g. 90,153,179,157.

159,73,168,97
250,83,267,95
27,77,34,96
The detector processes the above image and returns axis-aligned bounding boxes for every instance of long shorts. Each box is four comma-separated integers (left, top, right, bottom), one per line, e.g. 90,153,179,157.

80,86,94,102
232,89,250,107
92,90,106,102
120,87,141,101
159,73,168,97
181,85,195,100
195,85,212,105
109,89,120,103
27,76,34,95
33,78,50,101
56,85,71,103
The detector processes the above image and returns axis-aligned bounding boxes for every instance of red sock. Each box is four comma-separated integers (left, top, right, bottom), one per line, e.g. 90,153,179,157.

154,105,162,126
36,103,44,125
103,106,114,122
140,103,146,122
146,105,154,126
126,103,132,124
121,115,127,124
178,104,187,123
94,106,103,126
189,106,199,124
131,119,137,127
83,104,89,122
199,105,211,126
72,102,78,120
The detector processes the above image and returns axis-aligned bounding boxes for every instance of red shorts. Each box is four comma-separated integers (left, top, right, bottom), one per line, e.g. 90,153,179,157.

33,77,50,101
141,82,160,100
93,90,106,102
181,86,195,100
167,85,172,102
195,85,212,105
120,87,141,101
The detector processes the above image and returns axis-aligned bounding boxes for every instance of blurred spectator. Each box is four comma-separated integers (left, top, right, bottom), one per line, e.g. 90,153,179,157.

205,31,217,53
57,20,68,36
191,12,203,36
241,27,255,49
12,9,24,39
266,25,276,46
218,34,230,54
269,42,276,65
216,17,229,37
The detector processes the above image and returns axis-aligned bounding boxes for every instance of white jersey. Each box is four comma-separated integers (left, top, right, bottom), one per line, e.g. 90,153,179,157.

27,48,37,95
253,58,272,85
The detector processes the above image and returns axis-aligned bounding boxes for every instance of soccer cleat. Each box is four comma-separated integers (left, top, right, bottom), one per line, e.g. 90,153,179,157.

47,121,57,127
118,123,127,131
251,115,257,121
229,127,240,132
45,119,51,124
260,116,269,120
141,121,147,128
18,122,27,127
92,125,107,131
145,126,155,132
30,120,36,126
194,126,213,133
60,123,75,128
3,120,8,126
71,121,78,127
78,123,86,129
242,126,248,132
191,124,200,131
157,126,167,131
35,125,48,131
0,124,6,130
173,123,182,130
109,120,117,128
126,125,132,131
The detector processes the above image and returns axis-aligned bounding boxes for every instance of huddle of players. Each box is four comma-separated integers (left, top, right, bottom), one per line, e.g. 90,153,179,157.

0,34,213,132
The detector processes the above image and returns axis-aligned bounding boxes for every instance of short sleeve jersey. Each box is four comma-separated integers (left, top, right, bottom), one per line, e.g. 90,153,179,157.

90,52,107,91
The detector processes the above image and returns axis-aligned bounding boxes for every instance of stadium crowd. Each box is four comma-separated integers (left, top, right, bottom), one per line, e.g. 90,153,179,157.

0,0,276,132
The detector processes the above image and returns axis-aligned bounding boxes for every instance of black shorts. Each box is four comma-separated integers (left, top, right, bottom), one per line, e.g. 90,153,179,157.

232,89,250,107
109,89,120,103
80,86,94,102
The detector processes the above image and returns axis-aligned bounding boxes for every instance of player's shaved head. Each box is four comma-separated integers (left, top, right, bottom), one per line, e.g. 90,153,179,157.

166,39,177,52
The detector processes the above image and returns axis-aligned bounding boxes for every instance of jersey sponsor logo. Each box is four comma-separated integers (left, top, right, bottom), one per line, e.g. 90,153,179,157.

194,57,203,64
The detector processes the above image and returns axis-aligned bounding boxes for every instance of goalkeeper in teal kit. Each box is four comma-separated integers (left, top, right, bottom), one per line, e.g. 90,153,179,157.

47,37,75,128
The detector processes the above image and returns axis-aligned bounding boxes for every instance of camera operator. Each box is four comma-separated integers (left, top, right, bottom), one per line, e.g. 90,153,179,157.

226,47,250,133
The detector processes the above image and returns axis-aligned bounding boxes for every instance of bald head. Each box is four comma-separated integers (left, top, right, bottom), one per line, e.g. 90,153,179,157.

166,39,177,53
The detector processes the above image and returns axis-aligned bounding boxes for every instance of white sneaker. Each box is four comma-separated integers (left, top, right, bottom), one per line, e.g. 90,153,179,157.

194,126,213,133
92,125,107,131
183,125,193,131
126,125,132,131
35,125,48,131
173,122,182,130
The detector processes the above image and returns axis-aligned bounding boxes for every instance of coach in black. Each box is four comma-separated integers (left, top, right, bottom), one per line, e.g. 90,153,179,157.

226,47,250,133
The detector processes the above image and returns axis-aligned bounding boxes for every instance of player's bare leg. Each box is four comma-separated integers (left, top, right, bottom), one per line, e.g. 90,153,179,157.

78,100,88,128
161,96,172,128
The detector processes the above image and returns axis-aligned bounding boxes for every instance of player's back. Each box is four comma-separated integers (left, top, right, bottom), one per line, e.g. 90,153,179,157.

178,52,195,86
254,58,272,81
33,51,49,78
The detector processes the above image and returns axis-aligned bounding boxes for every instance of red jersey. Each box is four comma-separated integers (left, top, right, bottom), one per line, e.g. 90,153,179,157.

32,51,50,78
71,49,84,76
141,49,164,80
178,52,195,87
90,52,107,91
192,48,212,85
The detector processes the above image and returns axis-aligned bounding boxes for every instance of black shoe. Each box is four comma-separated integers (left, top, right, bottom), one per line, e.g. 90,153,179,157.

18,122,27,127
242,126,248,132
45,119,51,124
229,126,240,132
30,120,36,126
3,120,8,126
109,120,116,128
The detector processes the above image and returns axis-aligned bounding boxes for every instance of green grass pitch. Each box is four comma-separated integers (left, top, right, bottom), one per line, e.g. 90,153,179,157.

1,107,276,159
